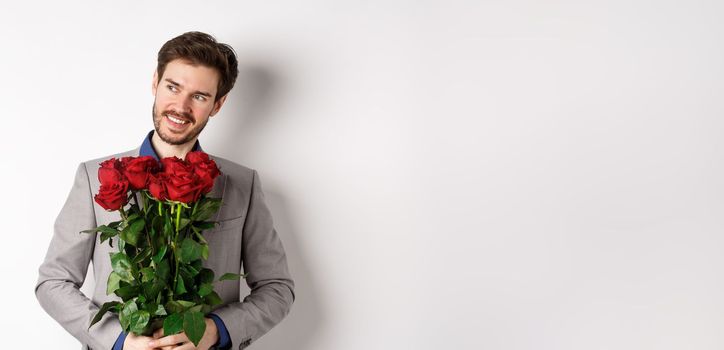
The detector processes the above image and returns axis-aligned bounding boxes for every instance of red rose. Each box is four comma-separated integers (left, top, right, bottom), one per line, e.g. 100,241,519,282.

95,158,130,211
160,157,203,203
100,157,122,170
98,158,124,186
148,173,169,201
120,156,159,190
185,151,221,194
94,182,129,211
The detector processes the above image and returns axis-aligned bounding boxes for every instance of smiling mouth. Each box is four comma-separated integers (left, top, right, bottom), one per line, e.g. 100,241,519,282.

164,113,192,126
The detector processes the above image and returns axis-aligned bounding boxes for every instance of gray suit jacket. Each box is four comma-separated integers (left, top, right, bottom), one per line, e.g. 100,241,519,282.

35,147,295,350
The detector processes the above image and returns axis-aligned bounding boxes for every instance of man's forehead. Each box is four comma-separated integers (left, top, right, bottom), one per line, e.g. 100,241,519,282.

161,59,219,94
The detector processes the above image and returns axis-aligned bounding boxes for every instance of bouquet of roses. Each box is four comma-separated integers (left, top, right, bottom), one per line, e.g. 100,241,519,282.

82,151,245,346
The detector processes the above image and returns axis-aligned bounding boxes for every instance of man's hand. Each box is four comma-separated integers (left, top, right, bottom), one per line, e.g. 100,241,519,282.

124,332,162,350
147,317,219,350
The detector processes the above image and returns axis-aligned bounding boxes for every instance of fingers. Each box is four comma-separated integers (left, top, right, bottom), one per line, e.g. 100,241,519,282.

124,333,159,350
148,333,189,348
149,329,174,350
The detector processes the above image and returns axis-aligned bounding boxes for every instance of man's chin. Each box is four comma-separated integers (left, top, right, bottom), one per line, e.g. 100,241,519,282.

157,129,193,146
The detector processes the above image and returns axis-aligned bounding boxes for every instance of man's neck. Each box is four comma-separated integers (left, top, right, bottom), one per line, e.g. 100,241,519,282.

150,132,197,160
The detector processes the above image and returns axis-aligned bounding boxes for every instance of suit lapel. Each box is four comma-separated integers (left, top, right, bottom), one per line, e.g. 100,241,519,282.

207,154,227,200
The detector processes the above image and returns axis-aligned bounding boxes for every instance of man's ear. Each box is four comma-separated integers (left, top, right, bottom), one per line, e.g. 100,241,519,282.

152,70,159,96
210,95,228,117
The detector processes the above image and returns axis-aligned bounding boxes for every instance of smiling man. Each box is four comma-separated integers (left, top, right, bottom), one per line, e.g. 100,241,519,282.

152,59,222,150
35,32,295,350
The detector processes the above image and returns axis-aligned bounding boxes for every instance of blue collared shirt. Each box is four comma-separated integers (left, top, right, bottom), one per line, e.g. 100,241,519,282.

139,129,202,161
112,130,231,350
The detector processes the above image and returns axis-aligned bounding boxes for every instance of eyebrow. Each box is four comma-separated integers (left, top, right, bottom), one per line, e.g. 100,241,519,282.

164,78,213,98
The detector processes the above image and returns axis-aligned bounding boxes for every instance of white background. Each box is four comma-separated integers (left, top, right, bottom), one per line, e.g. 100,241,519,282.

1,1,723,349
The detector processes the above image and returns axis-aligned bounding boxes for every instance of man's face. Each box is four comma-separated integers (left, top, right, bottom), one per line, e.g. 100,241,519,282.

151,59,227,146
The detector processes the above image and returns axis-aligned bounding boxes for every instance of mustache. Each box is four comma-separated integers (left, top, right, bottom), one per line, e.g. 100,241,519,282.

163,110,194,123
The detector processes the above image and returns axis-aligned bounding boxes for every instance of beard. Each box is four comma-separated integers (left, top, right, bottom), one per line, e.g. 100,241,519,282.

151,99,209,146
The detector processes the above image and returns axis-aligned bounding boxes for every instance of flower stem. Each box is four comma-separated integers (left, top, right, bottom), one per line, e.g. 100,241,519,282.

172,203,182,299
118,206,127,253
140,191,147,214
175,203,181,233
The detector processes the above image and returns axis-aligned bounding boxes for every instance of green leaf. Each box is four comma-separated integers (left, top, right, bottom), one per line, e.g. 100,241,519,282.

181,263,200,277
179,238,202,263
139,267,155,283
139,299,155,316
192,198,222,222
197,268,215,285
165,300,196,314
126,212,140,222
115,285,141,301
175,277,187,295
106,272,122,295
163,312,184,335
204,291,223,307
89,301,120,329
154,304,167,316
219,272,244,281
111,253,134,282
155,259,170,282
163,215,173,236
193,221,216,230
178,217,191,230
129,310,150,334
178,268,196,293
198,283,213,297
81,225,119,235
151,215,163,233
100,231,118,246
178,300,196,308
152,244,168,265
119,301,138,331
142,280,165,302
183,311,206,346
81,225,121,246
190,305,204,313
142,301,157,314
132,246,153,265
120,218,145,246
192,227,209,244
201,243,209,260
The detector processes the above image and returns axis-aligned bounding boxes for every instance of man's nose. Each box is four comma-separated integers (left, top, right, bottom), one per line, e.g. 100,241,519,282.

176,95,192,114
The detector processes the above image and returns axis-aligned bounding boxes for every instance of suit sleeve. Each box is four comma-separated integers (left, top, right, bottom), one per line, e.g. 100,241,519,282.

35,162,124,349
211,169,295,349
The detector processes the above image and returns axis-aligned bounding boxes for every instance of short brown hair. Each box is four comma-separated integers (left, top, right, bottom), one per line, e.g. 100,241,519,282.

156,31,239,102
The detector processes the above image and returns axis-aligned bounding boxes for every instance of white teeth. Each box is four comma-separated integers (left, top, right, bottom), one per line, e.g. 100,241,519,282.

166,114,188,124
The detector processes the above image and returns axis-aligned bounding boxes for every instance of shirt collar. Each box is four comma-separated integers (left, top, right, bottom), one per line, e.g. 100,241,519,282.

139,130,202,161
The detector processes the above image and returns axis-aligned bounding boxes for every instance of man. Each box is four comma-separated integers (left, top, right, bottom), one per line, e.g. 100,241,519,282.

35,31,295,350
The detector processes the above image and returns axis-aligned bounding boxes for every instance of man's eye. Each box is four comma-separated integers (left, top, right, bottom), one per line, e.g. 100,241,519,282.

194,95,206,101
167,85,177,92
